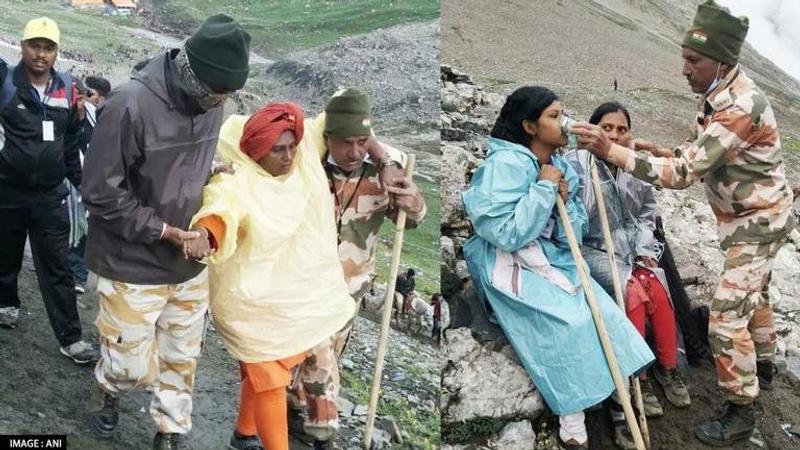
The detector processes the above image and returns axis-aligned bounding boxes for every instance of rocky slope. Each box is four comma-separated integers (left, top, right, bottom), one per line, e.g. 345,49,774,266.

439,67,800,449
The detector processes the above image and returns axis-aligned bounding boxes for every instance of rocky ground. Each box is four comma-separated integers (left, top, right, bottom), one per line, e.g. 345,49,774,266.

0,249,440,449
439,67,800,449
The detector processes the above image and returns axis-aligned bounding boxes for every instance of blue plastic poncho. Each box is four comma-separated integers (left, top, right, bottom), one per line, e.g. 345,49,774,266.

462,138,654,414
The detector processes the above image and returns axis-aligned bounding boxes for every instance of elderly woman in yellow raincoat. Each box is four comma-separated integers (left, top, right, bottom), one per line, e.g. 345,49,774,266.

186,102,355,450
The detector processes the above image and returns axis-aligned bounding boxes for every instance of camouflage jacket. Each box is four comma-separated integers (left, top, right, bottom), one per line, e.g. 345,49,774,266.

607,67,795,249
325,154,427,300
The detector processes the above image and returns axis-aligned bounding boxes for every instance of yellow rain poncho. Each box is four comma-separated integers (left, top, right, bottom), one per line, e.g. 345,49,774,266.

191,114,355,363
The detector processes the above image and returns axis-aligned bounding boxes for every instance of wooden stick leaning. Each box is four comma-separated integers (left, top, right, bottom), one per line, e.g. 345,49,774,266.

363,154,416,449
555,195,646,450
589,161,651,449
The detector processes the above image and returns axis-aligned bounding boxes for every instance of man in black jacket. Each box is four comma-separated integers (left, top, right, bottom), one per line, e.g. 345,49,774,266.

81,14,251,450
0,17,96,365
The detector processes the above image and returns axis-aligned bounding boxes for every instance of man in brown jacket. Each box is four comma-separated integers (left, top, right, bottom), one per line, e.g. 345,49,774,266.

80,14,250,450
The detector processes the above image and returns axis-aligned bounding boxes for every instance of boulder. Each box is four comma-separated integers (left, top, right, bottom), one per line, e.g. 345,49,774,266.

488,421,537,449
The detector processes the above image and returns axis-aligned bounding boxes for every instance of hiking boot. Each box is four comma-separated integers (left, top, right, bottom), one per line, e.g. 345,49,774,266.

694,402,755,447
653,365,690,407
556,433,588,450
313,439,335,450
0,306,19,329
610,404,637,450
228,430,263,450
60,340,98,365
88,384,118,438
639,379,663,417
153,432,183,450
757,360,774,390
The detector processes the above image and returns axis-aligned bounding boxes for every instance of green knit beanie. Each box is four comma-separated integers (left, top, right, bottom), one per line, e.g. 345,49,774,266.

185,14,251,92
682,0,748,65
324,88,372,137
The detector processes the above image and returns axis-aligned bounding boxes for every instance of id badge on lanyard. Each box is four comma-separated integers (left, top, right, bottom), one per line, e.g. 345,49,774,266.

31,84,55,142
42,120,54,141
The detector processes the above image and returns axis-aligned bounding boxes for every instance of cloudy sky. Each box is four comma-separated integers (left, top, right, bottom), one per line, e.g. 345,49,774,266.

716,0,800,83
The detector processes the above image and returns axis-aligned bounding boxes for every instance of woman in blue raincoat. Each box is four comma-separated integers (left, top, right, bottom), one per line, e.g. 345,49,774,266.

461,86,654,449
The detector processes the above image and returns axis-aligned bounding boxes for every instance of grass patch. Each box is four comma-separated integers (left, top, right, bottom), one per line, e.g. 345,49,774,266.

785,136,800,154
148,0,440,55
375,177,440,298
341,367,440,449
442,417,507,444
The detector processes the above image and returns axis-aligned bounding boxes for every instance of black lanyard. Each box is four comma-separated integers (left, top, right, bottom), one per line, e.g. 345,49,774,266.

325,158,366,244
29,78,52,120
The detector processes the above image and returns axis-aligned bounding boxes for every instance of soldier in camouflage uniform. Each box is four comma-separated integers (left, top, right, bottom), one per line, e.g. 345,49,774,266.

573,1,794,446
81,15,251,450
290,88,426,449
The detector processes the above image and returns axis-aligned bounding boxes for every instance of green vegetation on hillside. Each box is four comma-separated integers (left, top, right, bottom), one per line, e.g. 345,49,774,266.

0,0,439,62
341,369,440,449
148,0,440,55
375,178,440,298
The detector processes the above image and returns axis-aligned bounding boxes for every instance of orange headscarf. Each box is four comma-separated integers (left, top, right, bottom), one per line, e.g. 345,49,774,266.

239,102,305,162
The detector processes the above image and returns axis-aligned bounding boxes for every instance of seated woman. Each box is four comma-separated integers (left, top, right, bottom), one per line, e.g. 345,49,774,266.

461,87,654,449
186,103,355,450
564,102,691,447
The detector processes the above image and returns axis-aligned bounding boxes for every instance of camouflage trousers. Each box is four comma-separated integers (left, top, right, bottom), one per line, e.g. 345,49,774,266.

288,312,357,441
709,241,781,405
93,269,209,434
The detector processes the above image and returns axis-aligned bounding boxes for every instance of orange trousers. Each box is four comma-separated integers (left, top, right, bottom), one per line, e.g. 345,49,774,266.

236,353,306,450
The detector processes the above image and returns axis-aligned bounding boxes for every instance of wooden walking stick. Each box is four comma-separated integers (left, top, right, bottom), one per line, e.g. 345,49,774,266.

363,154,416,449
589,161,652,449
555,195,646,450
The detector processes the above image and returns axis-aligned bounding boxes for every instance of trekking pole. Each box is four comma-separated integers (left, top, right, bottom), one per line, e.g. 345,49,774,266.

363,154,416,449
589,161,652,449
555,195,646,450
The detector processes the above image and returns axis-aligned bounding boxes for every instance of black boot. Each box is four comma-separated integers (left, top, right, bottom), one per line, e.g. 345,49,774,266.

694,402,755,447
757,360,774,390
229,430,263,450
88,384,118,438
153,432,182,450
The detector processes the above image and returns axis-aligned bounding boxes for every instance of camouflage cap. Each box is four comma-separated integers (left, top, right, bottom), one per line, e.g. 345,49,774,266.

683,0,749,65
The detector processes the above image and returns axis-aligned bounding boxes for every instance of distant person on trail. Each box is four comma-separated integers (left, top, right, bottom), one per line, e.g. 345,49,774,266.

461,85,654,450
0,17,98,365
186,102,356,450
81,14,251,450
289,88,427,450
431,293,443,343
565,101,690,449
572,1,794,446
396,267,416,315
